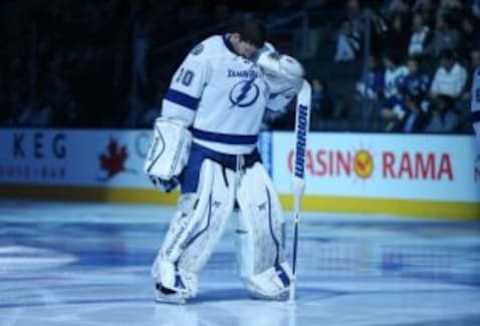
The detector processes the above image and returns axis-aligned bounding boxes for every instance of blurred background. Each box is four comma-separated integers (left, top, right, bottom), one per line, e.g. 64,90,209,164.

1,0,478,134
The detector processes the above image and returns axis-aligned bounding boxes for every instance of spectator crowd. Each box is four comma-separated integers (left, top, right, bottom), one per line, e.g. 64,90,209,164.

0,0,259,128
0,0,479,134
342,0,479,133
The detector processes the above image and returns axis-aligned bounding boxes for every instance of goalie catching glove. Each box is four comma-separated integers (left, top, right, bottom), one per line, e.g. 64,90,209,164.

144,117,192,192
256,48,305,95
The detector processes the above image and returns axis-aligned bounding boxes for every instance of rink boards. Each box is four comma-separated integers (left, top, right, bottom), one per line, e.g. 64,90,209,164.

0,128,478,219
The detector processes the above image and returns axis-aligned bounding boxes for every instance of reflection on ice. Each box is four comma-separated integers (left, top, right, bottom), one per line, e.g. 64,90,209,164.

152,301,296,326
0,201,479,326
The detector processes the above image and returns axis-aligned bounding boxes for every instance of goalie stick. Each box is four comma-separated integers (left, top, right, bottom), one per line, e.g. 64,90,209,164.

289,80,311,303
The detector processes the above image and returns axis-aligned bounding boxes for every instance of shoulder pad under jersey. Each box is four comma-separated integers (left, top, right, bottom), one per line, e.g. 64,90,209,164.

187,35,227,60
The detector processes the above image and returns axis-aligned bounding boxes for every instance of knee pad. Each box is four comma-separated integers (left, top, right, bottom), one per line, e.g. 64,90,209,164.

236,163,292,298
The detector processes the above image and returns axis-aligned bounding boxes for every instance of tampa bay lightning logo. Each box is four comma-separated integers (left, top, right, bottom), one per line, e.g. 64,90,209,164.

229,78,260,108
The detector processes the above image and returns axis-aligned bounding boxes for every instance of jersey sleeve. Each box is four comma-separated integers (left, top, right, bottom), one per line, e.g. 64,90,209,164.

161,43,211,127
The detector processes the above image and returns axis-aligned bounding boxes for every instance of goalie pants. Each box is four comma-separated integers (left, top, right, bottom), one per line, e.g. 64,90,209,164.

152,143,291,298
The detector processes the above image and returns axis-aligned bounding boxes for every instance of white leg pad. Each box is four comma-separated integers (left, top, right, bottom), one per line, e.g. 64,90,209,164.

236,162,292,299
152,159,236,300
246,261,293,300
151,259,198,300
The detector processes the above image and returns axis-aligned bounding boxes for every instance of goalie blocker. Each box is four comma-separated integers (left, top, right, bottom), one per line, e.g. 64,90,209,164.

144,118,192,192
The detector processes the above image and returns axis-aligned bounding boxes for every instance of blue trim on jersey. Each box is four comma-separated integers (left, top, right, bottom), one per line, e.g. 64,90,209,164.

191,128,258,145
222,34,237,56
164,89,199,111
473,111,480,123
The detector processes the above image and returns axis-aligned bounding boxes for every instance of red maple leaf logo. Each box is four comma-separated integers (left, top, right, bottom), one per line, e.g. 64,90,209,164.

99,138,128,179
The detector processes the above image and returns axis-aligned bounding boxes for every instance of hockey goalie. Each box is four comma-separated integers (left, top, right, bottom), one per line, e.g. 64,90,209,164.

144,17,308,303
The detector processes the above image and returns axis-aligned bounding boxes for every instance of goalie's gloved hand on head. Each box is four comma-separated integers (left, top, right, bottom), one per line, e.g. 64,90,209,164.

255,47,304,96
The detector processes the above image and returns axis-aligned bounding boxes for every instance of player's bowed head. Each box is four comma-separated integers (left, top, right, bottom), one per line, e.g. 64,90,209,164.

226,17,304,93
227,17,267,60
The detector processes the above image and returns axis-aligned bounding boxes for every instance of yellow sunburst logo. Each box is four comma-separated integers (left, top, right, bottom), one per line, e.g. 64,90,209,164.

353,150,374,179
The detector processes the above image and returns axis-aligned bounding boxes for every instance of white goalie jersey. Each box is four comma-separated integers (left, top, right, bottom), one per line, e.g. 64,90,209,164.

161,35,297,155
